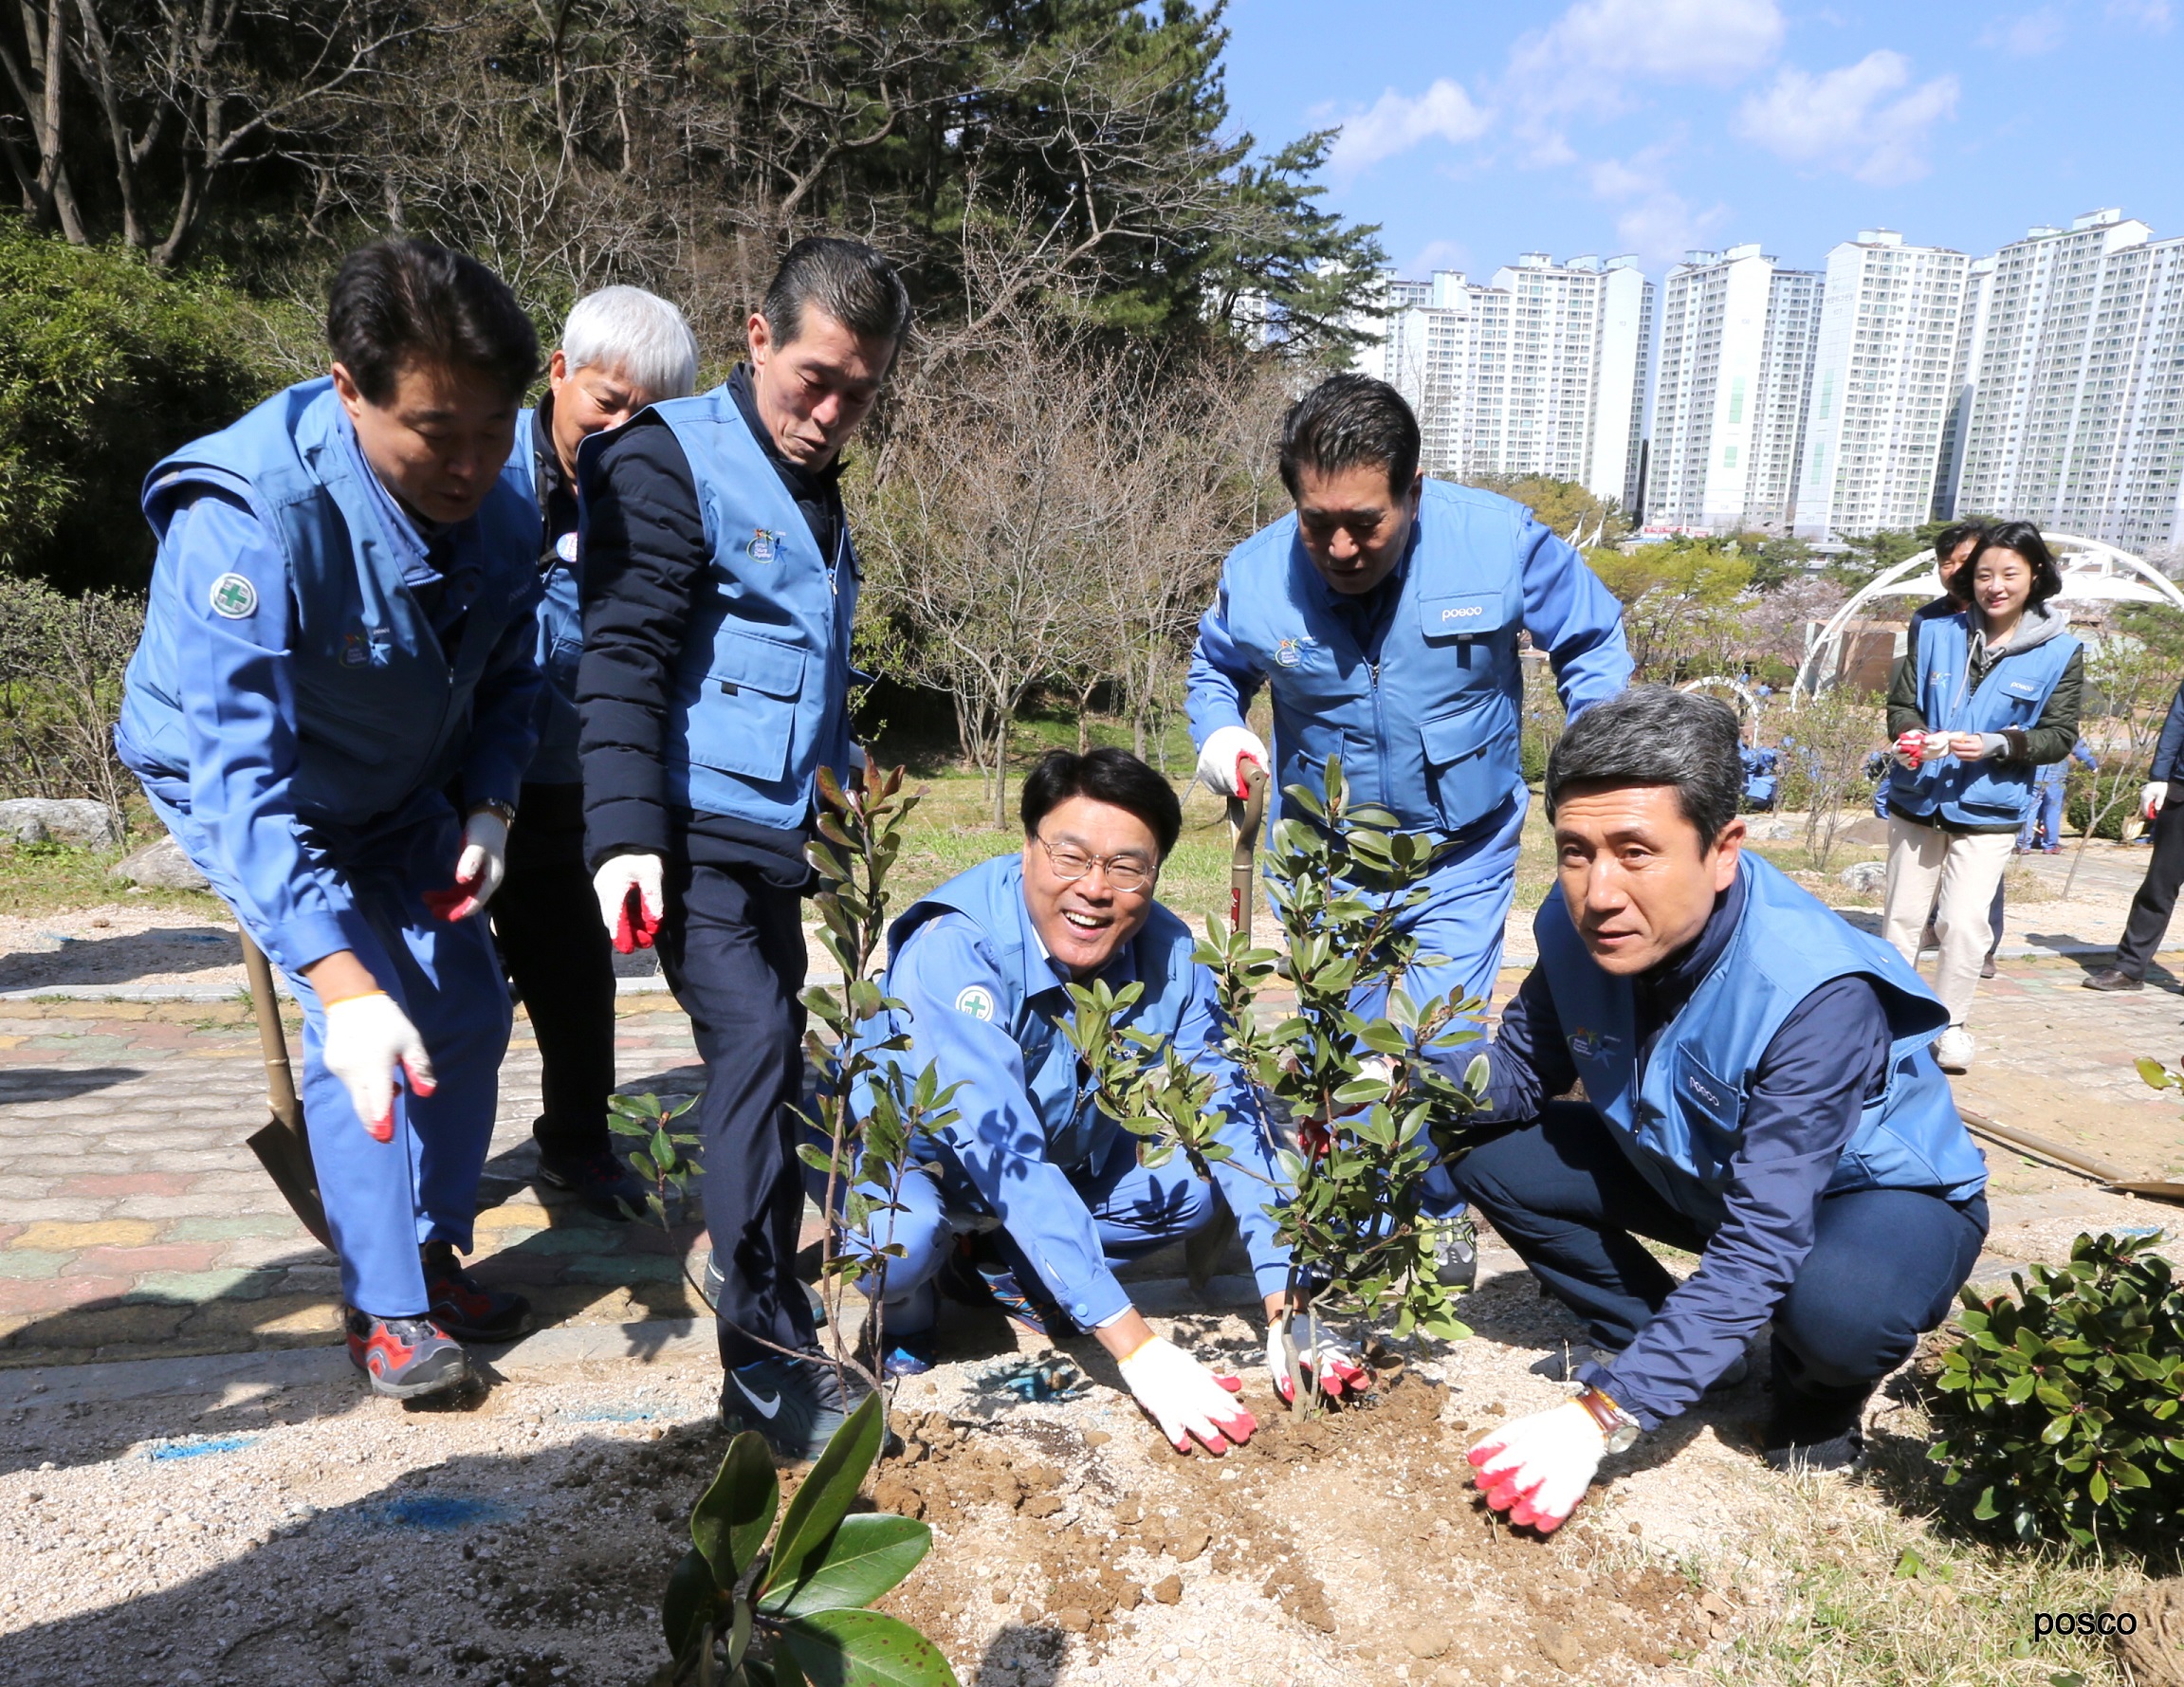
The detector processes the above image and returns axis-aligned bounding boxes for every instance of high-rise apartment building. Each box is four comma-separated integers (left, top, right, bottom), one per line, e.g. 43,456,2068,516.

1353,255,1653,510
1649,245,1822,533
1793,231,1973,539
1939,210,2184,556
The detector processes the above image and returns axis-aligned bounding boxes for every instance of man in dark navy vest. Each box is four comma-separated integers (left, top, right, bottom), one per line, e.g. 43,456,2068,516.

499,286,699,1220
576,238,907,1458
1456,688,1989,1532
118,240,545,1400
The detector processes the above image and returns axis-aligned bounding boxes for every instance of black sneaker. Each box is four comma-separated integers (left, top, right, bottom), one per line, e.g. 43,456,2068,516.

936,1249,1074,1338
345,1309,469,1400
1422,1212,1478,1291
720,1350,872,1461
536,1146,651,1221
422,1240,533,1343
2082,966,2145,992
1761,1428,1864,1473
1760,1384,1867,1473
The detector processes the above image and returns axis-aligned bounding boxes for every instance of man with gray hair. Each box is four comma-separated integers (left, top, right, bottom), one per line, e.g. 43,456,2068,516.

1454,687,1989,1531
496,285,701,1222
578,237,908,1458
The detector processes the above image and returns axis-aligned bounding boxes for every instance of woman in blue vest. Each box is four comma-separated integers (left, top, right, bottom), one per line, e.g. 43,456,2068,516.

1882,522,2083,1073
117,240,546,1400
830,749,1367,1455
1452,688,1987,1532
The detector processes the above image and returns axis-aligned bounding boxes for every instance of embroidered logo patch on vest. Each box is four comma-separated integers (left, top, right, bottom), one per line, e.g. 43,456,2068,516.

1567,1025,1620,1061
954,984,997,1022
208,574,257,619
745,528,788,562
341,631,368,668
1274,635,1315,669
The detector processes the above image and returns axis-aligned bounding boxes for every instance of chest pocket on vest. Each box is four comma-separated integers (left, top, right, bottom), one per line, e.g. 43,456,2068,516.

1419,688,1518,834
688,628,805,783
1659,1045,1742,1191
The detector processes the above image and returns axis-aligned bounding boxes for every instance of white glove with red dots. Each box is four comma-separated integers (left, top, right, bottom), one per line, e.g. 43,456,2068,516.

1195,725,1269,800
1117,1335,1257,1455
1467,1401,1614,1533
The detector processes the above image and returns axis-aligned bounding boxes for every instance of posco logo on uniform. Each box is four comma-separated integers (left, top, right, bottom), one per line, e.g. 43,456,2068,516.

1441,605,1483,622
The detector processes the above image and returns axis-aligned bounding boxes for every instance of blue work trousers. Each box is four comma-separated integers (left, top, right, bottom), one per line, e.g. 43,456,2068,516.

2022,779,2065,852
1453,1102,1988,1409
808,1136,1229,1336
154,793,510,1318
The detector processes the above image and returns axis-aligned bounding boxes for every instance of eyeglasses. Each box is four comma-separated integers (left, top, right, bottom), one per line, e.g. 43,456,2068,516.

1033,834,1157,894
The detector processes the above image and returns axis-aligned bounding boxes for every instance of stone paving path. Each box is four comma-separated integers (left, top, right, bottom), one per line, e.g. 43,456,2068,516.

2,919,2180,1370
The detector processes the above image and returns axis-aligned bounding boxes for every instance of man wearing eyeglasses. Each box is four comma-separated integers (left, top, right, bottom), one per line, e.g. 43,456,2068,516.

822,748,1368,1455
1186,375,1632,1284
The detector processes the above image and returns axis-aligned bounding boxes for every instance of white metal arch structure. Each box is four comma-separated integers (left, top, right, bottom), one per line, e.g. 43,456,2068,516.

1677,674,1764,743
1791,533,2184,703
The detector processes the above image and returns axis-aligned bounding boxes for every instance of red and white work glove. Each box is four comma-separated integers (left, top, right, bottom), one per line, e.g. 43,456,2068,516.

1116,1335,1257,1456
593,853,665,953
1195,725,1269,799
423,811,508,923
1266,1320,1372,1405
2144,781,2168,822
1467,1402,1613,1533
1893,730,1936,770
321,991,434,1144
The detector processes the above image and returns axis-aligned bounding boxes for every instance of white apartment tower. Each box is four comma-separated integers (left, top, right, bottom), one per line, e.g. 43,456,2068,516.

1650,245,1823,532
1358,256,1653,510
1941,210,2184,556
1793,231,1973,539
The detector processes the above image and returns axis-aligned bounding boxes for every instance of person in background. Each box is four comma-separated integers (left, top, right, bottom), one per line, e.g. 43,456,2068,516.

1882,523,2083,1071
2020,738,2096,855
116,239,545,1399
1458,688,1986,1532
2083,682,2184,991
498,286,701,1219
577,238,908,1458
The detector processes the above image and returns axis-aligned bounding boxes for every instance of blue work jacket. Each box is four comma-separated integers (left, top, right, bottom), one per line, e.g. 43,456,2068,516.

578,386,857,831
1890,610,2080,829
504,409,584,783
1534,854,1988,1232
116,378,542,973
872,854,1292,1328
1185,480,1631,834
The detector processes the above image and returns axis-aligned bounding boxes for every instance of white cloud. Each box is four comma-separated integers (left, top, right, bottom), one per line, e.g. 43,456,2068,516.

1979,9,2067,53
1407,239,1475,277
1587,150,1729,266
1326,79,1492,175
1732,51,1960,185
2108,0,2173,28
1511,0,1785,93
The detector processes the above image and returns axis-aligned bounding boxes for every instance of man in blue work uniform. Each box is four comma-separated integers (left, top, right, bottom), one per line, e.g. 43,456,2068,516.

498,286,700,1218
577,238,907,1458
833,748,1367,1453
1186,374,1632,1284
1458,688,1989,1533
117,239,547,1400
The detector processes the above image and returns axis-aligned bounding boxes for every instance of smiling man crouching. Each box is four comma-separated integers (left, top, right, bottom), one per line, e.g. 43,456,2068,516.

1459,687,1990,1531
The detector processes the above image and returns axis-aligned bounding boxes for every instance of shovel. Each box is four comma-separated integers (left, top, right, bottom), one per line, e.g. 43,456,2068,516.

239,931,334,1247
1959,1108,2184,1207
1225,761,1269,942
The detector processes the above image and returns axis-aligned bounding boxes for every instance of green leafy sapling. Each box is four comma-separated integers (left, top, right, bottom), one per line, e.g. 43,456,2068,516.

649,1392,960,1687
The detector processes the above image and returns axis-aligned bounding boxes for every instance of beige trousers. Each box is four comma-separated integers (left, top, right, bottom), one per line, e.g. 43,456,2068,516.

1881,816,2017,1026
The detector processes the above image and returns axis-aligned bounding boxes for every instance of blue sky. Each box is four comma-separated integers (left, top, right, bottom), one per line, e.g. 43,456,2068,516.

1216,0,2184,278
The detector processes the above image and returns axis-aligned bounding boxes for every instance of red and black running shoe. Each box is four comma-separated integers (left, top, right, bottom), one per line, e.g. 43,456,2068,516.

421,1239,533,1343
345,1309,469,1400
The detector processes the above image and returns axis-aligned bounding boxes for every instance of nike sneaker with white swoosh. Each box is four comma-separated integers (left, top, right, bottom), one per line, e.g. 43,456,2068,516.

719,1348,872,1460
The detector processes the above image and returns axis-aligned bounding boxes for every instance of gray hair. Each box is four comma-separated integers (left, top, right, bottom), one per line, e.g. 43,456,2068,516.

560,285,701,399
1544,686,1742,848
761,236,910,355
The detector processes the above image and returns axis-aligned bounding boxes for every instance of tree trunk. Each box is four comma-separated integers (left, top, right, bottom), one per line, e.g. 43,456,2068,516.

990,712,1009,829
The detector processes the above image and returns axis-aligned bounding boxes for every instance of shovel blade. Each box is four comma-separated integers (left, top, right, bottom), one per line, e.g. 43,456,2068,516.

247,1118,334,1248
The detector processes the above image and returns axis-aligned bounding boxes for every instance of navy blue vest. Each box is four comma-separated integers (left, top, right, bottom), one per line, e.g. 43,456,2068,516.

119,378,540,826
1535,855,1987,1230
1889,610,2079,828
502,412,583,783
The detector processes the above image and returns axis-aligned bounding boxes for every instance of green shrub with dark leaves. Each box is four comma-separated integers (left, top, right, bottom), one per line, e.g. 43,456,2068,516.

1929,1230,2184,1546
649,1393,957,1686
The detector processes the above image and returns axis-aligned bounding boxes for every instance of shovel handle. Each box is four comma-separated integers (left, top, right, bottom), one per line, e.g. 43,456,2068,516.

1226,761,1269,942
240,932,303,1135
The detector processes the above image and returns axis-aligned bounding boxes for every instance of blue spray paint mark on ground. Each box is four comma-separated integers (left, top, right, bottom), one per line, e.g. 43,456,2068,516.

144,1435,258,1461
374,1494,515,1531
558,1405,657,1423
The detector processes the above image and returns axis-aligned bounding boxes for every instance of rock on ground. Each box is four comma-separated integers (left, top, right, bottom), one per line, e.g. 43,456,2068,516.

0,799,120,848
108,833,211,890
1837,859,1887,892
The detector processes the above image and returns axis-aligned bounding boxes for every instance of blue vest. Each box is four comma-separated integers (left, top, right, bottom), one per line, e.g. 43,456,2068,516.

884,854,1201,1172
119,378,541,826
1207,479,1536,835
1535,855,1987,1230
1889,610,2079,828
588,388,858,830
502,412,583,783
